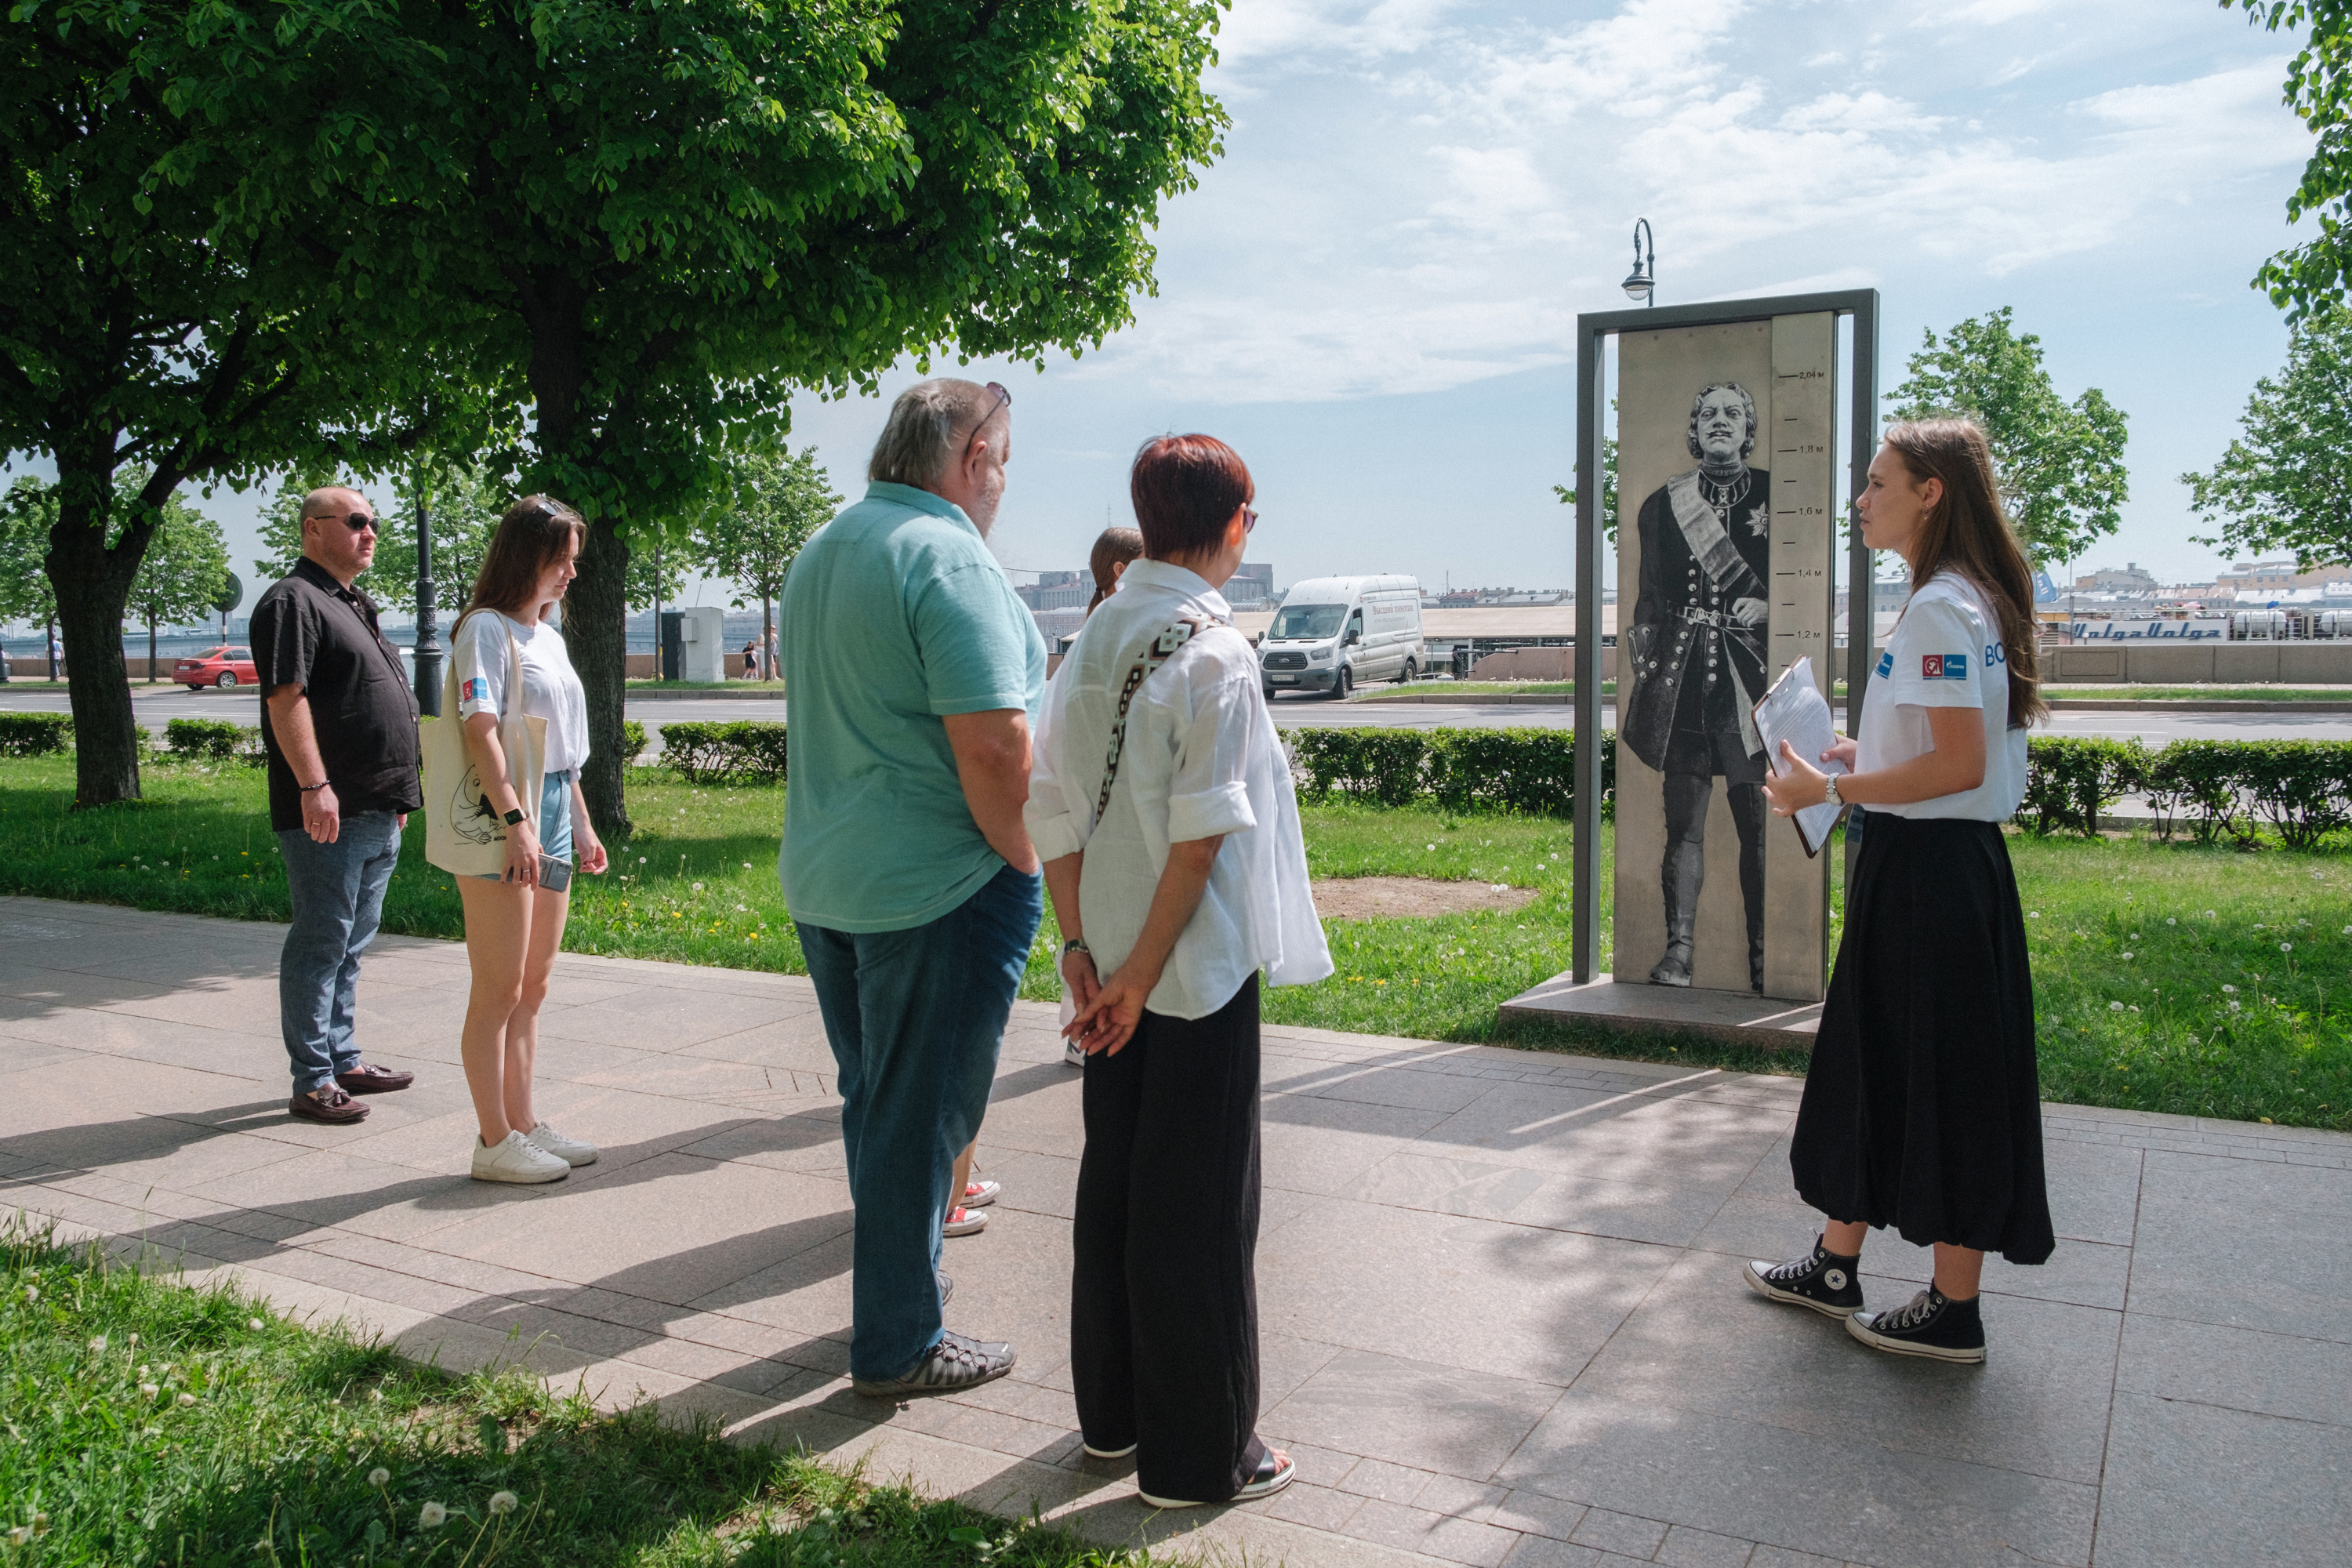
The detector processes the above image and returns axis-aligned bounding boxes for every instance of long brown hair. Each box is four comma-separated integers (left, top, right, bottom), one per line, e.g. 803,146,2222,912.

463,495,585,621
1880,419,2045,728
1086,527,1144,615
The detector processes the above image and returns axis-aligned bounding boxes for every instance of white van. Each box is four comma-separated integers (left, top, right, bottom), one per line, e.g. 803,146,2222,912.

1258,574,1425,699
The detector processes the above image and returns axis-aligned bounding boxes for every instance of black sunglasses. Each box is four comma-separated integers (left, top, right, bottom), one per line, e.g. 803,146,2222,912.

312,510,377,534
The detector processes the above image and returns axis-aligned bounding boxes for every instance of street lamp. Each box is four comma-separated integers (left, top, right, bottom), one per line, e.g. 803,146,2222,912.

412,489,444,715
1622,218,1656,306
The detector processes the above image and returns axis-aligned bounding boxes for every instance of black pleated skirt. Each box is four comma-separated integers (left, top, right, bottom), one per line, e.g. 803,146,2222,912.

1791,812,2056,1265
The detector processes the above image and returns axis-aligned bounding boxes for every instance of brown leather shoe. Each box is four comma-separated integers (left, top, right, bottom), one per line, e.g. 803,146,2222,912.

289,1086,371,1123
336,1062,414,1094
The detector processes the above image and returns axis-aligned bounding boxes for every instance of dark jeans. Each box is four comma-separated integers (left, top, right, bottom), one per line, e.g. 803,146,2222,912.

1073,975,1265,1503
797,862,1043,1381
276,811,404,1094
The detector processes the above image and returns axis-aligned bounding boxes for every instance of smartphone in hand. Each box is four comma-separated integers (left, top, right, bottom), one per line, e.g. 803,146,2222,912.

536,854,574,893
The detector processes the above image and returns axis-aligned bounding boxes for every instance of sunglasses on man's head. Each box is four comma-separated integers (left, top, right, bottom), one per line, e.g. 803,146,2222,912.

956,382,1013,450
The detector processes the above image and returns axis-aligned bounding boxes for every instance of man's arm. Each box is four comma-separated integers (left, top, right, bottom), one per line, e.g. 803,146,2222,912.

943,707,1040,874
264,684,341,844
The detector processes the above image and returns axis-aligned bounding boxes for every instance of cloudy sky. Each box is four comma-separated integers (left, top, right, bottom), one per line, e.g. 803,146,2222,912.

787,0,2317,596
26,0,2320,613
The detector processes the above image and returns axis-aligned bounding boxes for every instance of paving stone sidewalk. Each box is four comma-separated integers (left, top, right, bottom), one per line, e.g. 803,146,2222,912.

3,895,2347,1568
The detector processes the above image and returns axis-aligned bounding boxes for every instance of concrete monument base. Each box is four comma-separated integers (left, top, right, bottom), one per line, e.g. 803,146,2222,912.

1501,971,1820,1050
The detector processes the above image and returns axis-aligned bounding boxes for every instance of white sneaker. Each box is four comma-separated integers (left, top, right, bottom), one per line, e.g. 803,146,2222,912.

472,1131,570,1184
524,1123,599,1167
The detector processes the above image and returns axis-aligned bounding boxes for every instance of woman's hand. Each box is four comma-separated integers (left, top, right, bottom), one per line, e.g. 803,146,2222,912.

1059,947,1102,1017
576,826,608,876
503,819,543,886
1820,733,1858,772
1760,740,1831,817
1065,965,1151,1056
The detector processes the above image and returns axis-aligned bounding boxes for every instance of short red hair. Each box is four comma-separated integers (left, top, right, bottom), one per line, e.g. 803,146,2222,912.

1130,434,1253,560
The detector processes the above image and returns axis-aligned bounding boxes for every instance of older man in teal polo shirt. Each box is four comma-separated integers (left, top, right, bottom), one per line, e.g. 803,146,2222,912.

779,378,1045,1400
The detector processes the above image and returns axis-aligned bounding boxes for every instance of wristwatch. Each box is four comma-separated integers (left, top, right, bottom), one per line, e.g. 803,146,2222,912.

502,807,527,826
1823,775,1844,810
1062,938,1091,957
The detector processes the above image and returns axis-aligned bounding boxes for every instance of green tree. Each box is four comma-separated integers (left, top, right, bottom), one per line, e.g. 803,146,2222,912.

699,448,844,680
147,0,1228,834
1886,308,2130,566
2225,3,2352,315
125,480,229,684
0,478,63,674
2,4,458,804
2181,303,2352,572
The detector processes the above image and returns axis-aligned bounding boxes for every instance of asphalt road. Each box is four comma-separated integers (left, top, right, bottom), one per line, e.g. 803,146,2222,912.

5,684,2350,748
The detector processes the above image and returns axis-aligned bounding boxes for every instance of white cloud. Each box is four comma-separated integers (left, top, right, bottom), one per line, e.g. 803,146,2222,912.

1083,2,2310,406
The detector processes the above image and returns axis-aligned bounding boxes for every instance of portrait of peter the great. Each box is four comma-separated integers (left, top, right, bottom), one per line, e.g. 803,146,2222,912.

1620,382,1771,993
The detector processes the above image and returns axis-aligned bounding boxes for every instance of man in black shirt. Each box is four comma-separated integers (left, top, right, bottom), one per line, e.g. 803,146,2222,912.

252,487,424,1123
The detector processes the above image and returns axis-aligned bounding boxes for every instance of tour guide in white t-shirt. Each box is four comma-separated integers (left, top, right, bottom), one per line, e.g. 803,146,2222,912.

1744,419,2054,1368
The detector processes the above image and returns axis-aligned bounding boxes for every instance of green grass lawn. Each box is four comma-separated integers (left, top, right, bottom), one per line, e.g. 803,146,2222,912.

1,754,2346,1128
2037,685,2352,702
0,1221,1152,1567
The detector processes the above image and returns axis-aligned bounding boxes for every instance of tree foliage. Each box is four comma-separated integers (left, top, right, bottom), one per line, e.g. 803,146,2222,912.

2225,2,2352,316
1886,307,2130,566
0,478,61,632
2,2,463,802
2181,303,2352,571
132,0,1229,834
699,447,843,619
127,481,229,633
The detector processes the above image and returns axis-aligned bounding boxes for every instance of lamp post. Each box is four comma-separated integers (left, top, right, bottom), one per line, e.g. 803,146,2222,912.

412,490,444,715
1622,218,1656,306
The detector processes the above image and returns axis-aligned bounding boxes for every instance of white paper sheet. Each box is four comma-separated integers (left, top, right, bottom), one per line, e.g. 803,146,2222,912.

1753,655,1848,857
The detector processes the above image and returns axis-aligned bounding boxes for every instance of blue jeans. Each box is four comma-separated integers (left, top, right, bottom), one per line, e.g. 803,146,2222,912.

797,862,1043,1381
277,811,405,1093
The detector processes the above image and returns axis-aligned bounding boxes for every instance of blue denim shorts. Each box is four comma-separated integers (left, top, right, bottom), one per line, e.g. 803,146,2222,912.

476,768,572,880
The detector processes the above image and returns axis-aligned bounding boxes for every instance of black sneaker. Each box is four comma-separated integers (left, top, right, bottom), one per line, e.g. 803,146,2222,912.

851,1330,1017,1399
1847,1287,1986,1364
1743,1240,1864,1319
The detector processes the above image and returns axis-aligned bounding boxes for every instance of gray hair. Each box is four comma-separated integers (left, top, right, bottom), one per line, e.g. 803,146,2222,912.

1685,382,1758,460
868,379,998,487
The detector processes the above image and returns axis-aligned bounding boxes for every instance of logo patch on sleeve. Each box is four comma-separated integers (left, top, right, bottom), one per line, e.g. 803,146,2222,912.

1875,651,1893,678
1922,653,1968,680
461,677,489,704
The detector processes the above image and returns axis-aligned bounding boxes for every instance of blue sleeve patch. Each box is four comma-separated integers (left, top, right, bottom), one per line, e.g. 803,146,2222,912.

1875,651,1893,678
1921,653,1968,680
460,677,490,704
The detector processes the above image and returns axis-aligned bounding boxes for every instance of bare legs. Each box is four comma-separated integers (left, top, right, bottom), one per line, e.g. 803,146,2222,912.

951,1140,976,1210
1820,1219,1983,1301
457,877,572,1147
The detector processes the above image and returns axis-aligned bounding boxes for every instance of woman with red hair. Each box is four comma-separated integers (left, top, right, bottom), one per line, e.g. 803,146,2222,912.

1026,434,1330,1508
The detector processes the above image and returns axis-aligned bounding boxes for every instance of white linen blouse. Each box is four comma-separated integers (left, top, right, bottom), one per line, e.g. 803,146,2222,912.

1026,559,1333,1020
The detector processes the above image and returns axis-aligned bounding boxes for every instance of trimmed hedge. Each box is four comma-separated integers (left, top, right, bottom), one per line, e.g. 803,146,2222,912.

0,712,71,757
658,720,786,784
1289,728,1613,818
1290,726,2350,845
620,719,648,764
163,717,251,760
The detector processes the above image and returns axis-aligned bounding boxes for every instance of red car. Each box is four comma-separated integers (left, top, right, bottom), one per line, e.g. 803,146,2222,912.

174,647,259,691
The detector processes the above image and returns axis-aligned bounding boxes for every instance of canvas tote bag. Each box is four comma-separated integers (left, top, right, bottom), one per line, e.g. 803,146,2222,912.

421,613,548,877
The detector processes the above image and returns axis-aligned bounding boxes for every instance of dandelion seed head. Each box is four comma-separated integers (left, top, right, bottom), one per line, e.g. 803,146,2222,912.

419,1501,447,1529
88,1336,107,1352
489,1490,519,1516
2281,942,2293,953
176,1392,195,1406
2109,1001,2125,1012
368,1468,391,1487
2223,984,2238,993
246,1318,264,1331
140,1382,159,1397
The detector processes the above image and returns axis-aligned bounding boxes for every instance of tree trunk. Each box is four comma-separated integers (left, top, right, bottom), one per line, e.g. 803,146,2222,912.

571,512,633,838
147,612,158,684
50,525,146,806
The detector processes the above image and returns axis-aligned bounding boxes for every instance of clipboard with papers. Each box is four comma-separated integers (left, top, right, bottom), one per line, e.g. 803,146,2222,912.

1752,655,1848,858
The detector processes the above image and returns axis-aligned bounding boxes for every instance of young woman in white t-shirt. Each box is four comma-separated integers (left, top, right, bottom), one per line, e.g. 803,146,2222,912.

451,495,608,1185
1748,419,2054,1365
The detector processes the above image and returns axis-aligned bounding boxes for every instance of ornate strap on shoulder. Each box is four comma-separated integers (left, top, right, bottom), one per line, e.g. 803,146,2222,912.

1094,618,1210,822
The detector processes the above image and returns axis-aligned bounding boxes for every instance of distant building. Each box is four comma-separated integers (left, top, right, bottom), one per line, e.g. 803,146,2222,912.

1225,561,1275,608
2074,562,2160,594
1016,571,1091,613
2217,559,2351,599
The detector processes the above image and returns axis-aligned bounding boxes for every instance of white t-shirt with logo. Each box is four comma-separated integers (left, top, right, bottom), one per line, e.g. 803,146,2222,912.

452,609,590,774
1856,571,2028,822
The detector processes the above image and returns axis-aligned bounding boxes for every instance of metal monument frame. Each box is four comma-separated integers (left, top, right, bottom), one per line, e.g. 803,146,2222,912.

1570,289,1880,985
